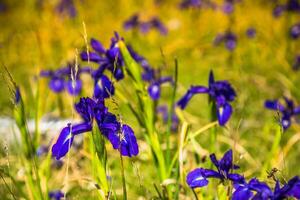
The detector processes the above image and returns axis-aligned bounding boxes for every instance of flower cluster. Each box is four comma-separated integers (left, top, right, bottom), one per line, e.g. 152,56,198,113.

187,149,300,199
52,97,139,160
177,70,236,125
265,97,300,130
186,149,244,188
123,14,168,35
40,62,90,96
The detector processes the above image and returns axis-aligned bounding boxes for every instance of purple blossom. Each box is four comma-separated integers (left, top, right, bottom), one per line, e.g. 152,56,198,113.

179,0,202,9
56,0,77,18
246,27,256,38
52,97,139,159
49,190,64,200
123,14,168,35
177,70,236,126
40,62,89,96
290,23,300,39
265,97,300,130
186,149,244,188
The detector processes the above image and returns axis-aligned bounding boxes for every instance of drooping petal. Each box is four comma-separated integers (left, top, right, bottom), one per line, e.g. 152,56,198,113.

119,125,139,157
148,83,160,100
232,186,253,200
94,75,114,99
186,168,209,188
49,77,65,93
177,90,193,109
217,102,232,126
52,123,91,160
91,38,106,54
75,97,95,122
52,125,74,160
66,79,82,96
281,115,291,130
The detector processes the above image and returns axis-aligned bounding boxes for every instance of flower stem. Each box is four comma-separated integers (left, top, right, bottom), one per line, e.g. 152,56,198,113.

120,153,127,200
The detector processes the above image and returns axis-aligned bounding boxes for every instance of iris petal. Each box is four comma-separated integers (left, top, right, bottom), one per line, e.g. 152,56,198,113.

217,102,232,125
148,83,160,100
49,77,65,93
91,38,106,54
186,168,210,188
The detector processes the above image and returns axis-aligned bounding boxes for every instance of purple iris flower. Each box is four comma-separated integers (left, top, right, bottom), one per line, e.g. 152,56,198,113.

265,97,300,130
81,33,125,81
273,5,286,17
123,14,168,35
56,0,77,18
232,178,273,200
40,63,89,95
52,97,139,159
93,75,115,99
179,0,202,9
123,13,140,30
148,76,173,100
186,149,244,189
246,27,256,38
157,105,179,132
214,32,237,51
49,190,64,200
177,70,236,126
223,2,234,14
273,176,300,199
290,23,300,39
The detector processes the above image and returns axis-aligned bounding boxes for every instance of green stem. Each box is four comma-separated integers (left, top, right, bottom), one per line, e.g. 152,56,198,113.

120,154,127,200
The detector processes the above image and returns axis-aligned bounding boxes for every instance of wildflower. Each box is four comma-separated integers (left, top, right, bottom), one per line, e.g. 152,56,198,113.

148,76,173,100
157,105,179,132
179,0,202,9
272,0,300,18
232,178,273,200
49,190,64,200
123,14,168,35
40,62,89,96
214,31,237,51
52,97,139,159
273,5,285,17
290,23,300,39
56,0,77,18
186,149,244,188
273,176,300,199
81,33,125,81
246,27,256,38
265,97,300,130
177,70,236,125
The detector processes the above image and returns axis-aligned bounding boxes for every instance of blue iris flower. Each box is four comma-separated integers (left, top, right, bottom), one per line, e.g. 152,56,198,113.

265,97,300,130
40,62,90,95
233,176,300,200
186,149,244,188
123,14,168,35
52,97,139,160
177,70,236,125
49,190,64,200
233,178,273,200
